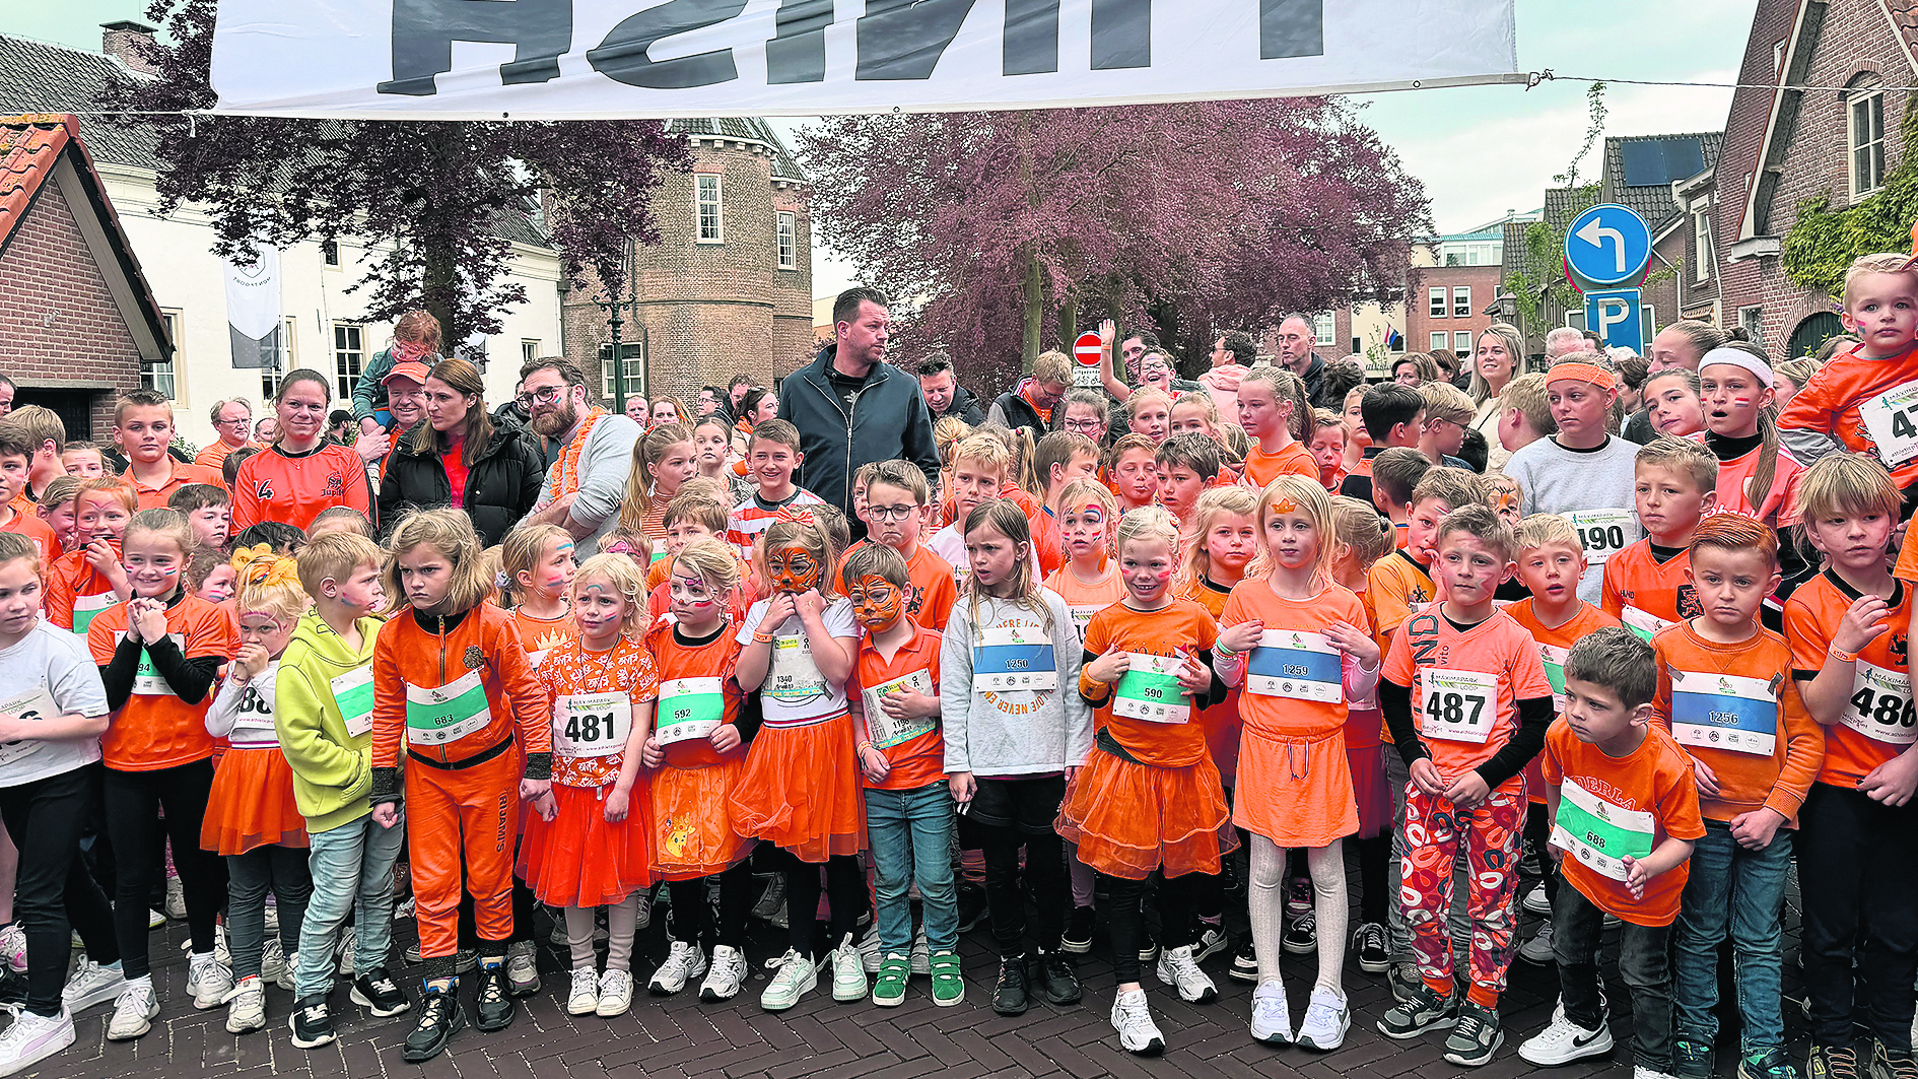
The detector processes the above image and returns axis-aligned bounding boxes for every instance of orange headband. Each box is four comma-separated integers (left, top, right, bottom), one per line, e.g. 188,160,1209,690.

1546,363,1616,391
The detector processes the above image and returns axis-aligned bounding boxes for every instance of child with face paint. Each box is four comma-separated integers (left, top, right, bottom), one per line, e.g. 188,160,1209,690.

1106,435,1160,515
1043,478,1125,649
1061,505,1232,1056
1213,478,1380,1050
726,516,868,1011
188,548,237,607
845,543,960,1008
645,494,752,623
1698,344,1805,530
502,524,577,668
86,508,238,1040
201,550,312,1035
46,478,136,636
519,555,657,1020
617,424,698,554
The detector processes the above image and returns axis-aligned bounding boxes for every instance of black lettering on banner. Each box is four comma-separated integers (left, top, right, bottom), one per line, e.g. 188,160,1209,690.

1090,0,1151,70
766,0,831,84
1260,0,1325,60
857,0,1151,81
380,0,573,96
589,0,750,89
1005,0,1061,76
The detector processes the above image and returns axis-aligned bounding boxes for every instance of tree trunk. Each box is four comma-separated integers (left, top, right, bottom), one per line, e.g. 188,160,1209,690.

1058,294,1078,355
419,125,462,349
1021,249,1043,374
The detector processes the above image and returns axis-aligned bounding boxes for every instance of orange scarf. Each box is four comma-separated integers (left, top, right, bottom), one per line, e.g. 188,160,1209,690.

550,408,608,498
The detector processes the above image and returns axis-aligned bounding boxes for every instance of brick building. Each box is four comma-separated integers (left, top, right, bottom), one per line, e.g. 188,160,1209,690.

563,118,812,410
0,113,165,438
1598,133,1725,341
1717,0,1912,358
1405,210,1540,367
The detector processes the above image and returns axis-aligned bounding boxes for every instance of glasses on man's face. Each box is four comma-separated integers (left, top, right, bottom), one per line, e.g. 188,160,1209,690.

217,415,250,427
867,504,917,523
515,385,564,410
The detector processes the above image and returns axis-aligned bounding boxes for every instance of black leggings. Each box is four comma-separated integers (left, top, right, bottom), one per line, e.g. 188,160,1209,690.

667,862,755,951
103,759,226,978
1357,833,1393,925
980,826,1068,957
777,849,867,961
1103,872,1203,984
0,764,119,1015
1524,801,1560,905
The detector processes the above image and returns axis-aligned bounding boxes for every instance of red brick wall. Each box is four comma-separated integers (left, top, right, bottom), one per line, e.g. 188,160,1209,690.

1405,265,1505,356
0,175,142,438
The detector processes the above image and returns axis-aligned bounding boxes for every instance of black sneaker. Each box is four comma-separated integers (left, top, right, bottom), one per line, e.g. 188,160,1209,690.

288,994,336,1049
1030,950,1082,1006
1810,1045,1860,1079
351,966,411,1017
992,953,1029,1016
1228,940,1259,983
402,988,464,1063
1060,906,1095,955
1871,1041,1918,1079
1354,922,1390,974
1283,910,1318,955
956,883,988,935
474,964,515,1032
1442,1000,1504,1066
1674,1035,1715,1079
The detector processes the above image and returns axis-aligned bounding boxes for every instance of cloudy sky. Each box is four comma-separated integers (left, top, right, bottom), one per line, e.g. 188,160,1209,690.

16,0,1754,295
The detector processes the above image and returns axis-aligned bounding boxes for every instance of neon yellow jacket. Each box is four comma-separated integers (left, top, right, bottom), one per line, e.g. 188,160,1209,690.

274,612,384,833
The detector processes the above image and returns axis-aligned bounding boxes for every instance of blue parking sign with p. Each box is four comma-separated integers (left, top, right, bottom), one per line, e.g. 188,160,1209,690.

1585,289,1645,352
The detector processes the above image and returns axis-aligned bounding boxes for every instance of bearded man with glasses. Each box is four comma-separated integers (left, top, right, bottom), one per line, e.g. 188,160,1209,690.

515,357,642,551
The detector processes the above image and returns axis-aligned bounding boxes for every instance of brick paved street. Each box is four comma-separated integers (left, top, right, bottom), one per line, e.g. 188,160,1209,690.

41,882,1804,1079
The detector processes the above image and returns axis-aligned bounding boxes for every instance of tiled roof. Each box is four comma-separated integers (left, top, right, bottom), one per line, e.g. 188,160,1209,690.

667,117,808,183
1600,132,1724,234
0,113,71,250
1888,0,1918,71
0,34,156,170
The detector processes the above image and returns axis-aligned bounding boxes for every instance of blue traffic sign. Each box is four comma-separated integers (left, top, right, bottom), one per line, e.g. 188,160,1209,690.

1585,288,1645,352
1564,204,1653,288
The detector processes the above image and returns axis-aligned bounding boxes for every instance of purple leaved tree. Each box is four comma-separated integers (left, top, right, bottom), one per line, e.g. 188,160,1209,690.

98,0,689,349
799,101,1430,388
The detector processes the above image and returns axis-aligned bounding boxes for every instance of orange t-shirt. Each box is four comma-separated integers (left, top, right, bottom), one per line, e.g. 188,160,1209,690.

1032,509,1066,581
1542,720,1705,926
1710,442,1805,529
854,625,946,791
510,608,577,669
1244,440,1318,489
1044,560,1125,649
1081,599,1219,767
124,460,227,510
87,593,236,771
231,444,373,534
1368,549,1435,656
1889,517,1918,584
1506,598,1623,804
643,619,746,770
1602,540,1700,641
46,550,120,635
0,507,56,561
1650,621,1822,824
536,635,659,788
1783,571,1913,787
1777,341,1918,490
1382,606,1554,787
194,441,261,471
834,544,958,633
1221,578,1369,742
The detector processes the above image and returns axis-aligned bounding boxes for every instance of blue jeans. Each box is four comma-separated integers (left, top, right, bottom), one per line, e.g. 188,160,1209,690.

295,812,405,999
1671,820,1792,1051
864,781,958,953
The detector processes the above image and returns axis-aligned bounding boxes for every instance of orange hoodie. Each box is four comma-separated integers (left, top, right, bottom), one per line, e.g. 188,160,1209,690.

371,602,551,775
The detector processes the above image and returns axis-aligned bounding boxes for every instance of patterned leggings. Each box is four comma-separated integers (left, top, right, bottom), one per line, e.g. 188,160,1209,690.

1399,783,1524,1004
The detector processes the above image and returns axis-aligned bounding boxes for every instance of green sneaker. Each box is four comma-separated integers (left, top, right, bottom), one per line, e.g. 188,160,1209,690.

1673,1036,1714,1079
929,950,964,1008
1442,1000,1503,1066
872,955,909,1008
1743,1047,1803,1079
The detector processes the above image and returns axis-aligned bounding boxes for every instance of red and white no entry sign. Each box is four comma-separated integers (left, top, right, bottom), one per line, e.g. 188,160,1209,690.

1073,331,1102,366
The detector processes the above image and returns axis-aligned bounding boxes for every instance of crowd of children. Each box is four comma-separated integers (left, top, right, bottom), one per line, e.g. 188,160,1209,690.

0,248,1915,1078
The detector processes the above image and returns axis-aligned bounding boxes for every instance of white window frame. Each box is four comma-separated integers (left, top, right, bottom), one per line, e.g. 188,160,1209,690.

321,239,340,268
264,316,297,400
1454,331,1473,352
776,211,796,270
1312,312,1335,347
599,341,646,400
695,174,724,243
149,309,181,400
1738,305,1763,344
521,340,541,367
1452,286,1471,319
1428,286,1446,319
332,323,364,402
1430,332,1448,351
1692,204,1712,282
1850,87,1886,200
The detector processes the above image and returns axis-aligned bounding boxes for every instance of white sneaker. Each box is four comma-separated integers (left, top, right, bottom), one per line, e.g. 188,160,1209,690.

1518,1007,1614,1065
1295,986,1350,1051
759,950,816,1012
61,959,126,1014
1249,981,1292,1045
910,926,931,976
0,1005,74,1076
700,946,748,1003
1519,919,1555,965
1110,988,1166,1056
634,890,653,931
595,969,634,1017
1634,1069,1681,1079
565,967,599,1015
858,929,882,975
831,936,868,1002
188,950,233,1010
223,978,266,1035
146,909,166,930
335,927,358,978
106,981,159,1041
261,940,287,988
0,927,24,974
1523,885,1551,915
648,941,707,996
1153,944,1219,1004
164,876,186,922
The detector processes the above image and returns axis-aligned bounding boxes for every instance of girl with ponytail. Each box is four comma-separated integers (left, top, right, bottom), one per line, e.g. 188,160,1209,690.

1698,343,1805,530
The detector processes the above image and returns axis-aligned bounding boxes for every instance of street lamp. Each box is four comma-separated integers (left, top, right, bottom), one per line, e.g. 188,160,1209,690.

593,239,640,414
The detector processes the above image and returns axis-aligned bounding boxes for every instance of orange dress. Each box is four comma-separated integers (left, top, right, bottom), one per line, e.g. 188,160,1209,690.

200,661,307,854
1056,599,1235,879
645,619,755,879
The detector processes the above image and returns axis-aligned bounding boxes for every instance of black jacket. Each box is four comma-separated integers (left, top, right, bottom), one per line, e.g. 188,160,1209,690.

779,346,942,522
378,423,546,546
991,389,1050,446
936,384,987,426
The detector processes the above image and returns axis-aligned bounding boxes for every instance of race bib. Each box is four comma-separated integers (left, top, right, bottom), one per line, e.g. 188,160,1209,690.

1568,509,1633,565
1551,779,1655,881
1245,629,1342,703
128,633,186,696
861,668,938,748
1540,642,1570,712
1670,669,1777,756
656,677,725,745
1067,605,1102,646
1419,667,1497,743
1621,606,1673,643
1841,660,1918,745
72,592,115,637
553,692,631,758
228,662,279,746
1859,379,1918,469
330,664,376,738
0,687,61,768
765,632,828,702
1112,653,1188,723
973,624,1056,692
404,668,491,747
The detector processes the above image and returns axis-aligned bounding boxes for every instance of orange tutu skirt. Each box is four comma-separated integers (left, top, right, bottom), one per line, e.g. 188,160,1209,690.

727,716,866,863
518,782,653,907
1055,747,1237,880
201,747,308,855
1233,728,1357,848
652,759,755,880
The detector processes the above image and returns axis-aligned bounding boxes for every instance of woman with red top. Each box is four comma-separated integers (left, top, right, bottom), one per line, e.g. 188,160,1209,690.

231,371,373,534
378,358,544,547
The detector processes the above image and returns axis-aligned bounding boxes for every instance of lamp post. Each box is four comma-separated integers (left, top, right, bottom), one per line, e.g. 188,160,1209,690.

594,239,640,414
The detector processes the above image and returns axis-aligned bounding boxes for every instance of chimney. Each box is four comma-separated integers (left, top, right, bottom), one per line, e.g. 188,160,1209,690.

101,21,160,76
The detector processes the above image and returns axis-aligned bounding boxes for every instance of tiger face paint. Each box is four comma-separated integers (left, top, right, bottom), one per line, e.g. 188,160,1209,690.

766,544,822,594
848,573,903,631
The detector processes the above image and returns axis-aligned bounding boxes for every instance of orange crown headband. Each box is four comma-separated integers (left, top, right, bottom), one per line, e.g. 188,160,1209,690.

1545,362,1616,392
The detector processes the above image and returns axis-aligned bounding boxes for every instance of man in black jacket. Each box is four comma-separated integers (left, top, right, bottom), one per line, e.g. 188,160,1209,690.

1276,313,1338,409
916,353,986,425
989,350,1073,446
779,288,941,534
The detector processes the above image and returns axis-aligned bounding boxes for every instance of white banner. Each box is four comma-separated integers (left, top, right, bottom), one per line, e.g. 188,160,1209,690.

223,245,281,370
208,0,1519,120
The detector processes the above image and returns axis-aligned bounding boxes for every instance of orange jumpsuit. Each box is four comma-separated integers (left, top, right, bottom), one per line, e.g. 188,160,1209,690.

370,603,550,960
